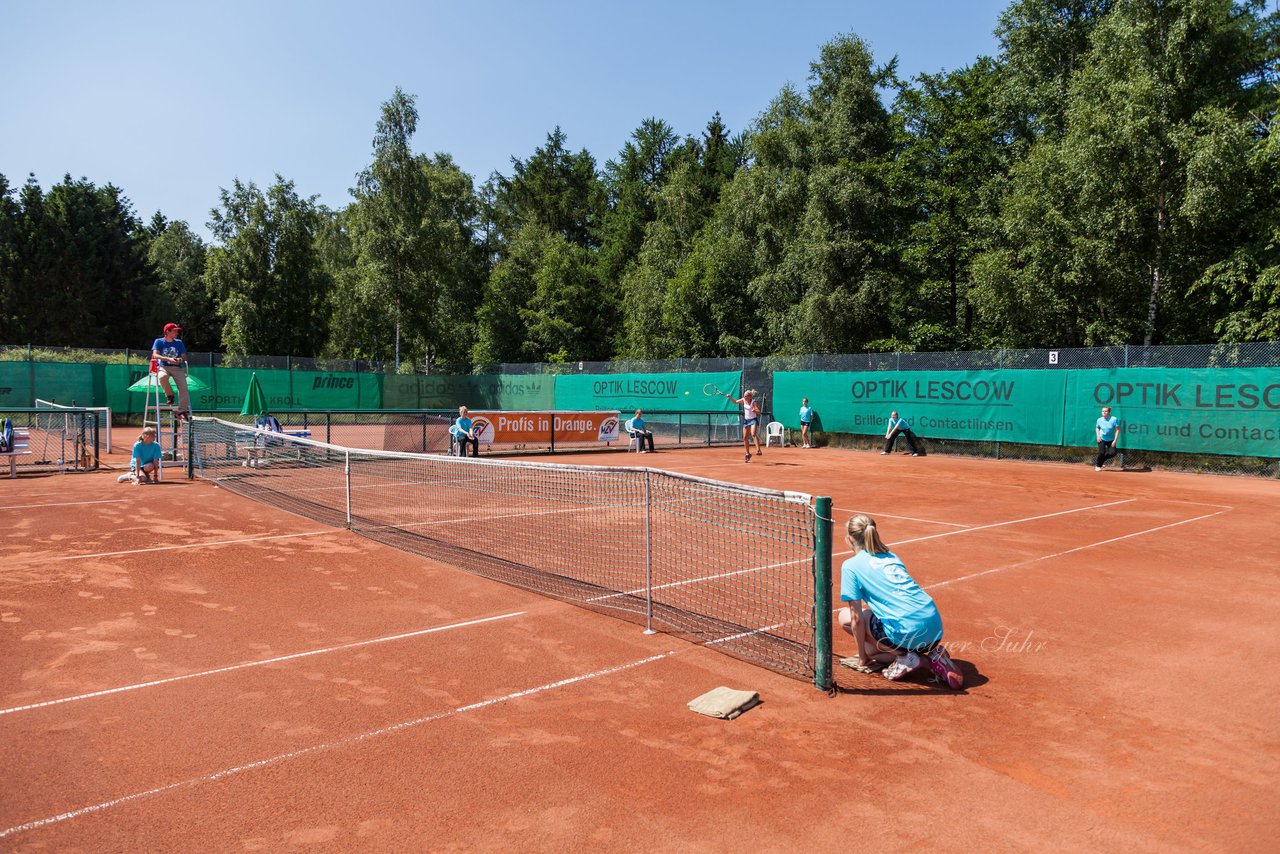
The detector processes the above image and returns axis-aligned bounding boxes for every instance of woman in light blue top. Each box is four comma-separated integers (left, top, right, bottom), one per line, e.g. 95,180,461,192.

799,398,813,448
838,514,963,688
119,427,162,484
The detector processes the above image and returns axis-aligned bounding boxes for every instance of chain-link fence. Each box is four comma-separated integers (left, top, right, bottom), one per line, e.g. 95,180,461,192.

4,342,1277,477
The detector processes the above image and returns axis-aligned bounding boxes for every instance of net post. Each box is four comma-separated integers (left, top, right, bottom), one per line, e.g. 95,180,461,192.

344,450,352,527
186,418,194,479
814,496,833,692
643,469,655,634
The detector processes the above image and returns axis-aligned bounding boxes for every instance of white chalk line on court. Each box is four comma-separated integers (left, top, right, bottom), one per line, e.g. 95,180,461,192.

831,504,969,529
586,556,810,605
47,529,338,562
829,498,1138,559
0,499,129,511
0,651,674,840
0,612,525,718
925,508,1231,590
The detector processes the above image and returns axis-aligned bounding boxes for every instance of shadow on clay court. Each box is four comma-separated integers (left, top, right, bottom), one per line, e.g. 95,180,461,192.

832,657,987,696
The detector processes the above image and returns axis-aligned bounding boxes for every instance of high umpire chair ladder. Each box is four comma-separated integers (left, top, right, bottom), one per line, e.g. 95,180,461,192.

141,361,183,481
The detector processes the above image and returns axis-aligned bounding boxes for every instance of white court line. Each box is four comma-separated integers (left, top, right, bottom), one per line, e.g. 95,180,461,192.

0,651,673,840
0,612,525,718
0,499,128,511
831,505,969,529
925,509,1231,590
830,498,1138,559
46,530,337,562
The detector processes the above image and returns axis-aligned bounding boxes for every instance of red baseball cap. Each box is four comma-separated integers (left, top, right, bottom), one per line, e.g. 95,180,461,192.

163,323,182,333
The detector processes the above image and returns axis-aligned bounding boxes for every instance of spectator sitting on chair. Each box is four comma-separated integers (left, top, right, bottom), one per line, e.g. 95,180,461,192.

255,410,283,433
628,409,655,453
454,406,480,457
151,323,191,422
882,410,921,456
118,426,161,484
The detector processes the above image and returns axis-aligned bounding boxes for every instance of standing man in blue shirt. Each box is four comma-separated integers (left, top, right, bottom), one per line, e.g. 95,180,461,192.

882,410,921,456
151,323,191,422
1094,405,1121,471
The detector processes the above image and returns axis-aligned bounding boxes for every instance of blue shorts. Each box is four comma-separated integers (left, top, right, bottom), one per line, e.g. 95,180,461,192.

868,613,938,655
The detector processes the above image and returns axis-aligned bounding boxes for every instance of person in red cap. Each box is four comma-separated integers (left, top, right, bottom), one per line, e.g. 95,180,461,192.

151,323,191,420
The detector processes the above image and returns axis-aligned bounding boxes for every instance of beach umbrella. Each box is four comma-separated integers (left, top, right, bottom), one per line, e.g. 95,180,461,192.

239,372,269,417
126,372,209,392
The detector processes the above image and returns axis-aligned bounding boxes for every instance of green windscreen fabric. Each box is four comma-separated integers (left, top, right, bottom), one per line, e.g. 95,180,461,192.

773,370,1068,445
1065,367,1280,457
554,372,741,412
382,374,555,410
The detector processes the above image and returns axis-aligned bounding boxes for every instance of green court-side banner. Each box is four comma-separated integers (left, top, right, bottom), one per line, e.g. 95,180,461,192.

1065,368,1280,457
554,372,742,413
382,374,554,410
773,370,1068,445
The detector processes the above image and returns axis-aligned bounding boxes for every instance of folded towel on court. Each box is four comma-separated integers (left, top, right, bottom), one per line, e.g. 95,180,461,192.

687,687,761,719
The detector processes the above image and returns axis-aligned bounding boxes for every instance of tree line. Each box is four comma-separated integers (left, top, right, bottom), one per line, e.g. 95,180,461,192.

1,0,1276,367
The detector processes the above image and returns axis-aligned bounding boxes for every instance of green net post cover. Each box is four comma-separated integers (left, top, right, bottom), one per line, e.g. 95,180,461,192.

813,496,833,692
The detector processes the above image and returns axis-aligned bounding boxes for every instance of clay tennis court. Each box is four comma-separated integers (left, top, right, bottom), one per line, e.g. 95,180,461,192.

2,442,1277,851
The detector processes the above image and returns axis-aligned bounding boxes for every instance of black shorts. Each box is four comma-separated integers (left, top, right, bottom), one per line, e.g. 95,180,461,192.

868,613,938,655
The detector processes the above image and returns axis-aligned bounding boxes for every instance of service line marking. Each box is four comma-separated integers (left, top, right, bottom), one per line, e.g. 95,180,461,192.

50,530,338,562
830,498,1137,559
0,651,674,840
926,509,1230,590
0,499,129,511
0,612,525,718
831,504,969,529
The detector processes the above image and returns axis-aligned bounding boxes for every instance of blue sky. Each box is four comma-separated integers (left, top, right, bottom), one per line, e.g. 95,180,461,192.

3,1,1008,239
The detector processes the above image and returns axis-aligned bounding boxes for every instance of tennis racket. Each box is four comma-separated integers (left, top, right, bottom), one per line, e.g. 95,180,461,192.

703,382,722,397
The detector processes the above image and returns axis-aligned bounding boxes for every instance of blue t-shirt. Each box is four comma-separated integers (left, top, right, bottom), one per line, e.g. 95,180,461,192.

840,549,943,649
131,439,162,469
454,416,473,436
151,337,186,364
629,416,646,432
887,415,909,432
799,405,812,424
1096,415,1120,442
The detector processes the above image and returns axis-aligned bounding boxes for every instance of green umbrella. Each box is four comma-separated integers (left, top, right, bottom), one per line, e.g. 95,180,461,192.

126,372,210,392
239,372,269,417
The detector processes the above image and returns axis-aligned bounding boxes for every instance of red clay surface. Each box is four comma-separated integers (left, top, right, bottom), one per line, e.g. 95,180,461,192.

2,442,1278,852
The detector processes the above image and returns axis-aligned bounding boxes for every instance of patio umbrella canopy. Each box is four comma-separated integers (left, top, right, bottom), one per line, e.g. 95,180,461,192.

240,372,269,417
126,373,210,392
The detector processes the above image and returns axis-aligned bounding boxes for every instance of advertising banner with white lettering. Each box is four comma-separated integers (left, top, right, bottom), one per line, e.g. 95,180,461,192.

773,370,1068,445
553,372,741,412
1064,367,1280,457
466,410,621,446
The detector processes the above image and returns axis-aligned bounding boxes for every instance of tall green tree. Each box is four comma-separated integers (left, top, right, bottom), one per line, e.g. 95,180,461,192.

206,176,330,357
349,89,484,369
473,130,607,363
0,174,157,347
976,0,1278,346
147,215,217,351
892,58,1012,349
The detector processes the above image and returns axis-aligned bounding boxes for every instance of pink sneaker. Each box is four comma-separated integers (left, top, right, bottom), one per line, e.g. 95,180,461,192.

928,646,964,690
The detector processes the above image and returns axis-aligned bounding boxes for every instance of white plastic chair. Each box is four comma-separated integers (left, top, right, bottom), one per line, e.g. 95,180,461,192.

624,418,640,452
765,421,786,447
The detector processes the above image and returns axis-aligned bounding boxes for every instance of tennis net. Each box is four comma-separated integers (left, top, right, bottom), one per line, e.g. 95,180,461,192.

188,416,831,686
